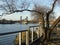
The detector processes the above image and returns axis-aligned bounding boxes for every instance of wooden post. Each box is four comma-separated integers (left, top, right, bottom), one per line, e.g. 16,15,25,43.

39,26,40,37
36,27,39,38
40,24,43,37
19,32,22,45
38,27,40,38
39,26,41,37
28,27,30,37
31,27,34,42
26,31,29,45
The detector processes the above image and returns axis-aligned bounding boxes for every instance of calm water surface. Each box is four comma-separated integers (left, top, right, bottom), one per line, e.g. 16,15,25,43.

0,24,38,45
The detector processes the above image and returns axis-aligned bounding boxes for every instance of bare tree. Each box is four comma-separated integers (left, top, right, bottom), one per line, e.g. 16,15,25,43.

0,0,59,45
32,0,58,45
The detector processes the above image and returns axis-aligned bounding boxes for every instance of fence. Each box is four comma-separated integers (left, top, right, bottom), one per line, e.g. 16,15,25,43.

0,25,42,45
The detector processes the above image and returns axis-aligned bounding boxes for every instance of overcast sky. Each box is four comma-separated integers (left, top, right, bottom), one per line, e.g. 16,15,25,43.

0,0,60,20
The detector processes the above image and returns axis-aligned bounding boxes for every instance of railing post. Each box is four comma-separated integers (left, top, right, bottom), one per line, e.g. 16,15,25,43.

40,25,43,37
36,27,40,38
38,27,40,38
39,26,40,37
31,27,34,42
19,32,22,45
26,31,29,45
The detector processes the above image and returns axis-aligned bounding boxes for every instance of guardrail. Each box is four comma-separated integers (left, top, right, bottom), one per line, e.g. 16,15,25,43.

0,25,42,45
0,30,29,45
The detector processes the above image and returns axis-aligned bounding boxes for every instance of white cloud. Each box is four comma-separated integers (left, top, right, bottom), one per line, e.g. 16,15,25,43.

1,12,32,20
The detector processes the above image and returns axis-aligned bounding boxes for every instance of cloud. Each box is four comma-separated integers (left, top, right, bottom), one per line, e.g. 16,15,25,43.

1,12,32,20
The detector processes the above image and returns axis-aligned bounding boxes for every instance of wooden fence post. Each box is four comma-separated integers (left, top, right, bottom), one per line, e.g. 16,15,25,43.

26,31,29,45
36,27,40,38
39,26,40,37
19,32,22,45
31,27,34,42
38,26,40,38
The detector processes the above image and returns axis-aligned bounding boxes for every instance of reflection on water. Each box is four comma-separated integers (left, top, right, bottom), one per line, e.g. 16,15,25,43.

0,24,38,45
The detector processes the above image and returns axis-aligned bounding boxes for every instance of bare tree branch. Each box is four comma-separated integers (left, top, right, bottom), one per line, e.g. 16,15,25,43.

47,0,57,14
0,5,8,12
45,0,57,41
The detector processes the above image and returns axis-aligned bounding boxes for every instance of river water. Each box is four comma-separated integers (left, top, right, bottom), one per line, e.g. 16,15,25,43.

0,24,38,45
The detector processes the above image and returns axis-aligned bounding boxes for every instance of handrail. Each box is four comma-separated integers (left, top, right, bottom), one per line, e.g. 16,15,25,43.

29,25,41,43
0,30,28,36
49,16,60,35
29,25,40,28
0,29,29,45
0,25,40,36
50,16,60,31
0,25,41,45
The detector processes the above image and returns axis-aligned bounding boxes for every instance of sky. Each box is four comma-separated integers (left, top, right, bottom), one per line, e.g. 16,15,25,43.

1,12,32,20
0,0,60,20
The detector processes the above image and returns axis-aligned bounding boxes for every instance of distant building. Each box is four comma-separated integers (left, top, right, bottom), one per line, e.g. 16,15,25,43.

20,16,22,23
26,16,28,21
20,16,22,21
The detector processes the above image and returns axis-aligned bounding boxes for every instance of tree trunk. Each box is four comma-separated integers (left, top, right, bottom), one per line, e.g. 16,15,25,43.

44,13,50,45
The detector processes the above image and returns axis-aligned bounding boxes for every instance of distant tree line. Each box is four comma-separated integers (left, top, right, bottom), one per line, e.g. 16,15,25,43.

0,19,15,24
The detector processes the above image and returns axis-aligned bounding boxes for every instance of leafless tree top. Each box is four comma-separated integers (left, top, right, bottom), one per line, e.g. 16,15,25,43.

0,0,60,16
